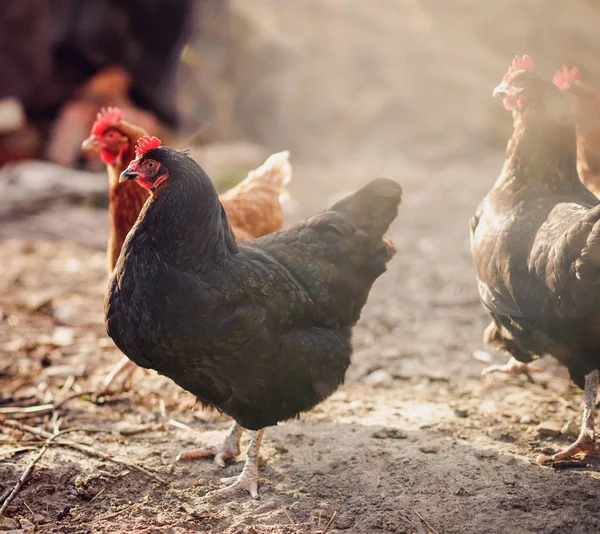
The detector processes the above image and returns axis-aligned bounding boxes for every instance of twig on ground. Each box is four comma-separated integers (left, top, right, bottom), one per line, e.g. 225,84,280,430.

167,419,194,432
94,494,149,523
0,426,67,515
321,511,337,534
118,423,164,436
0,446,37,459
2,420,166,484
94,502,139,522
53,390,94,411
283,508,296,525
0,404,54,416
88,487,105,504
0,390,94,418
415,510,441,534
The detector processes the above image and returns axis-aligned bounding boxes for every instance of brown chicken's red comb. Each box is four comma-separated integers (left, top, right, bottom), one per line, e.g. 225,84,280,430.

135,136,162,158
553,65,582,90
91,107,124,136
503,55,535,81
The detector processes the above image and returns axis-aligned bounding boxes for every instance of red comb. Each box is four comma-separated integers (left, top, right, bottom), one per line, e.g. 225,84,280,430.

553,65,582,89
135,136,162,158
91,107,124,136
503,54,535,81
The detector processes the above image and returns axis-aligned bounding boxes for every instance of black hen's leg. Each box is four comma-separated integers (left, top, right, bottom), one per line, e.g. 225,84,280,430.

177,422,243,467
207,428,264,500
537,369,598,465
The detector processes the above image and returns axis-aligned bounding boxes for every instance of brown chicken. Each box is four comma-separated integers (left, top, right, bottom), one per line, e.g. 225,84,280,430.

47,67,161,167
472,55,600,465
554,65,600,197
82,108,292,393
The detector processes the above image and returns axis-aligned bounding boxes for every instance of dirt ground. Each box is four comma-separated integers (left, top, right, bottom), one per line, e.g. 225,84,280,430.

1,150,600,534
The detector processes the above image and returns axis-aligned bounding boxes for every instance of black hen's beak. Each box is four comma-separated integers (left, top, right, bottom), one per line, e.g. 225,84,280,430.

119,170,138,183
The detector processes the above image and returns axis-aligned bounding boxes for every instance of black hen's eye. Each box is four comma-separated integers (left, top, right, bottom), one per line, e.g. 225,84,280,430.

144,160,157,171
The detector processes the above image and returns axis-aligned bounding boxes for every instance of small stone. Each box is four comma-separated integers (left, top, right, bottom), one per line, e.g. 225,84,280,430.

454,408,468,418
490,429,502,440
519,415,535,424
363,368,392,387
371,428,408,440
474,449,497,459
0,517,19,530
419,444,440,454
537,422,562,437
561,418,579,437
498,455,517,465
20,518,35,529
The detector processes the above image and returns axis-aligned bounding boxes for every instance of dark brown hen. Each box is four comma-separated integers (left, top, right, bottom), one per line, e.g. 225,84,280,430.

471,55,600,465
105,137,401,497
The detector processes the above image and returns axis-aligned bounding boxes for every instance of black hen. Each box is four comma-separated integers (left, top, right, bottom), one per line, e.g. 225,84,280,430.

471,55,600,465
105,138,401,497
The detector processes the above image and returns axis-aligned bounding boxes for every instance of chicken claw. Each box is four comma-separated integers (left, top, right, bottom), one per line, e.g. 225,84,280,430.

177,422,243,467
206,429,264,500
481,356,539,383
537,370,598,465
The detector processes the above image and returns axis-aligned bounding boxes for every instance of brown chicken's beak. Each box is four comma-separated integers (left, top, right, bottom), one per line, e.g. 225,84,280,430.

492,81,509,98
119,169,138,182
81,135,100,152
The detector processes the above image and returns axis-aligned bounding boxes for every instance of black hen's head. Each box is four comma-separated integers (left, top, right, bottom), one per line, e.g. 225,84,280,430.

493,55,572,127
119,136,169,191
119,136,203,193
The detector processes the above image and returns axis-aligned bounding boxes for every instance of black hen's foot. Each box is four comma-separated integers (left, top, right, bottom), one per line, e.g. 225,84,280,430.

177,422,243,468
205,428,263,500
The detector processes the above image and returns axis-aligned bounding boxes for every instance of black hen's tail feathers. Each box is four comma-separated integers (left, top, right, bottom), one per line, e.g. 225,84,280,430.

329,178,402,239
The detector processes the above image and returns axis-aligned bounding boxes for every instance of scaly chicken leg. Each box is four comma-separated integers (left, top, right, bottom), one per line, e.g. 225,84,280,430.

209,429,264,499
537,369,599,465
177,422,244,467
481,356,537,383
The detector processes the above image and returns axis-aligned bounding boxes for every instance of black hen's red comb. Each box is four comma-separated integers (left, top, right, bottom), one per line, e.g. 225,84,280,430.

135,136,162,159
553,65,582,89
503,55,535,81
91,107,124,136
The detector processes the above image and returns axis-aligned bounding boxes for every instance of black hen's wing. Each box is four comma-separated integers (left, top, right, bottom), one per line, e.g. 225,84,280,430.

257,179,401,327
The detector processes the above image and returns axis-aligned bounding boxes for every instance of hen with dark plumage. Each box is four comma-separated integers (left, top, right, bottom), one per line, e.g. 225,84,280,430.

105,137,401,497
471,55,600,465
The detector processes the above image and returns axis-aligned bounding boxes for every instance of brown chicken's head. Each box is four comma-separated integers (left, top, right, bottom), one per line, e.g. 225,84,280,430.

553,65,582,92
82,107,131,165
494,55,571,124
120,137,169,192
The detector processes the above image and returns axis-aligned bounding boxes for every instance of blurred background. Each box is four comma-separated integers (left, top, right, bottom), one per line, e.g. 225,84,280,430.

3,0,600,242
3,0,600,169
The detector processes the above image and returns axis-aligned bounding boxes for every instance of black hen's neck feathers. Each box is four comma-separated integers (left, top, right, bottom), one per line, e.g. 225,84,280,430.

135,149,238,272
